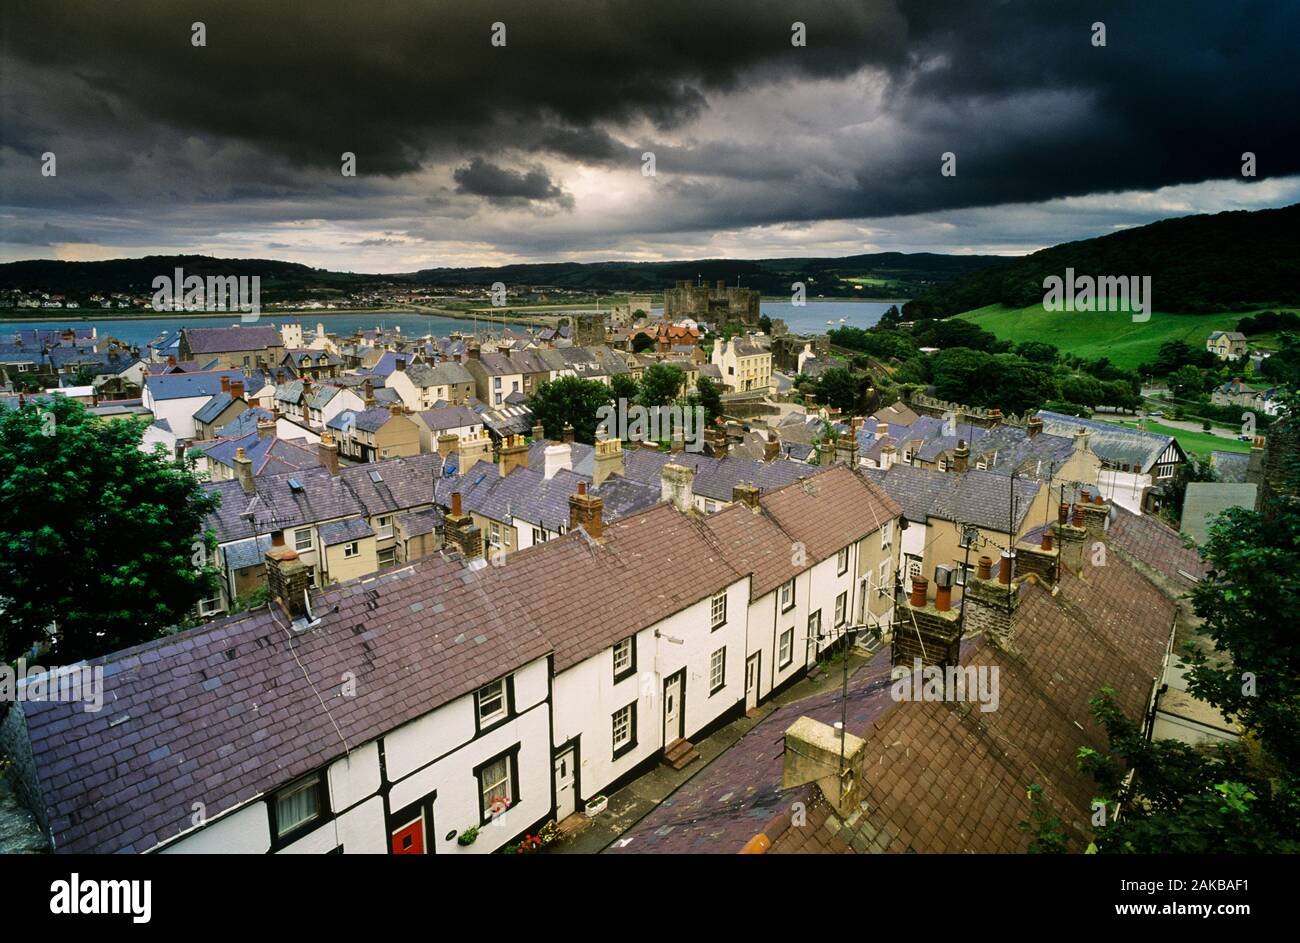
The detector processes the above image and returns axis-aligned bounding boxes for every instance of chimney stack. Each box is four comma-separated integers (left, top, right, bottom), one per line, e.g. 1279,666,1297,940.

1077,494,1110,540
764,434,780,463
230,380,245,401
531,421,546,442
568,480,604,540
234,446,255,494
660,462,695,513
498,434,530,477
443,490,483,559
543,443,572,480
1027,416,1043,438
593,437,624,486
876,421,889,437
1054,504,1088,575
962,551,1021,651
893,569,961,671
364,378,375,407
561,422,575,444
952,439,969,473
220,375,231,394
257,416,277,439
436,432,459,461
781,715,867,819
319,431,339,475
732,482,761,511
265,531,312,621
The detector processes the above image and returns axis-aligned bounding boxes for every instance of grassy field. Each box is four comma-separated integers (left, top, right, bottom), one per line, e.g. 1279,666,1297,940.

954,303,1273,370
1112,418,1252,460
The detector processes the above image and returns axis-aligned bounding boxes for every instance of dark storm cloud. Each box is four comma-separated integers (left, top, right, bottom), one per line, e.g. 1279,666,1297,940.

2,0,1298,258
453,158,573,208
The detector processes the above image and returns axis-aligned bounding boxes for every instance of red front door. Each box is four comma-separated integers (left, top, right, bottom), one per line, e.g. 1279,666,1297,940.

391,817,425,854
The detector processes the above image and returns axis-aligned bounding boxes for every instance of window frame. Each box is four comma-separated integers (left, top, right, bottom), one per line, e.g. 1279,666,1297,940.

612,636,636,684
270,772,329,844
709,646,727,696
474,746,521,825
342,540,359,558
878,560,891,597
881,519,893,549
779,578,795,613
474,676,512,732
611,701,637,760
835,590,848,627
808,609,822,644
294,527,313,552
778,627,794,669
710,591,727,630
837,546,849,575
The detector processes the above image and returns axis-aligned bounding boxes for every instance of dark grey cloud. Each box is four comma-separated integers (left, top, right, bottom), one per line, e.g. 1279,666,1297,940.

452,158,573,209
1,0,1298,264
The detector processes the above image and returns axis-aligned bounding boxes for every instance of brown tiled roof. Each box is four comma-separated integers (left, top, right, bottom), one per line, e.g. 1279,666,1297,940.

1107,503,1206,591
759,465,902,563
765,556,1174,853
497,503,744,671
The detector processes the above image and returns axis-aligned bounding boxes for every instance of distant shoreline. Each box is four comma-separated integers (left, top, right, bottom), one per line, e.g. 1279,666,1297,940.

0,306,557,328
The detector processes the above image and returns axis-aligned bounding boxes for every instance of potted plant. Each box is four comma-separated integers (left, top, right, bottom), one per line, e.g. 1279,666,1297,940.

586,795,609,816
457,826,479,846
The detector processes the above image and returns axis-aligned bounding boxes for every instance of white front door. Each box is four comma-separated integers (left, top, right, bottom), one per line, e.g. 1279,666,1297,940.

663,674,682,745
745,653,760,710
553,747,576,821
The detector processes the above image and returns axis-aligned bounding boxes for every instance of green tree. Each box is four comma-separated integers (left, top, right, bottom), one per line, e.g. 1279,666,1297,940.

527,376,613,444
0,397,221,663
639,363,685,409
609,373,639,404
815,368,862,413
693,376,723,426
631,332,656,353
758,314,773,334
1081,399,1300,852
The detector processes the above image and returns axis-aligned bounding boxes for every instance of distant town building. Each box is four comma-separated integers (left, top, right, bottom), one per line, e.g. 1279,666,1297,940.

1206,330,1248,360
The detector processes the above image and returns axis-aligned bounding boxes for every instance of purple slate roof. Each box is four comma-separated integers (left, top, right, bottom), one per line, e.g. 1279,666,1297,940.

317,516,375,546
18,553,552,853
144,370,246,401
182,325,281,354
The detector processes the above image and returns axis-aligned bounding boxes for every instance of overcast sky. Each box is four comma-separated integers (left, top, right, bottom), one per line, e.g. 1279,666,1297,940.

2,0,1298,271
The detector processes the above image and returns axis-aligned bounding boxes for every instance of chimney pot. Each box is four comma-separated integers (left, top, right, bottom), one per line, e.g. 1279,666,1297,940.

1072,505,1085,528
909,576,928,608
451,491,463,517
976,555,993,581
1058,502,1070,525
998,551,1014,585
221,375,231,393
1041,532,1054,551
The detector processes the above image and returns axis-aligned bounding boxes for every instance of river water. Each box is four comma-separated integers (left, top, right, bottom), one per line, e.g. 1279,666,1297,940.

1,300,899,349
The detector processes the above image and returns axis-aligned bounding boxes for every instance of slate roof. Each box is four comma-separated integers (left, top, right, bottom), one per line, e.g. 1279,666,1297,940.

405,361,474,388
328,407,402,434
18,552,551,853
182,325,281,354
193,391,243,425
198,432,324,476
215,407,273,438
203,452,445,543
144,370,246,401
866,464,1040,532
318,516,375,546
1036,410,1179,472
397,508,443,538
416,405,481,432
621,449,808,503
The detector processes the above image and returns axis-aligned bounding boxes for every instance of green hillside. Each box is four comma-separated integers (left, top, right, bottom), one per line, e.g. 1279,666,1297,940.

906,204,1300,319
955,303,1251,370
